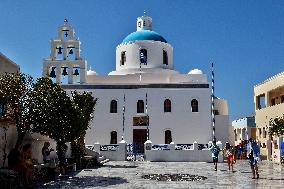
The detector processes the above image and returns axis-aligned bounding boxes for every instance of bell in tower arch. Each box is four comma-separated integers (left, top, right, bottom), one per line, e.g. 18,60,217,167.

50,67,56,78
69,48,73,54
62,67,68,76
73,68,79,76
56,46,63,54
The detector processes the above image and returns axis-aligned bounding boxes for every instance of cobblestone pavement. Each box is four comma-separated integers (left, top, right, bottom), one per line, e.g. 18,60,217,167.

38,160,284,189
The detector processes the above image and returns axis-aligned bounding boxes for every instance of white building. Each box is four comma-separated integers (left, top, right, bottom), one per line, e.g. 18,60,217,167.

42,15,231,156
232,116,256,145
254,71,284,162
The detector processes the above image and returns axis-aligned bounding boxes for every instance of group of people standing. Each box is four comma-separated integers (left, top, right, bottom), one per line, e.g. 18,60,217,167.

7,141,69,188
42,141,68,175
210,138,260,179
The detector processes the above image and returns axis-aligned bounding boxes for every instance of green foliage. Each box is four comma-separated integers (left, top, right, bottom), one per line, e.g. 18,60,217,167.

0,74,97,157
0,72,33,147
31,78,96,146
71,91,97,160
71,91,97,139
269,117,284,136
31,77,77,143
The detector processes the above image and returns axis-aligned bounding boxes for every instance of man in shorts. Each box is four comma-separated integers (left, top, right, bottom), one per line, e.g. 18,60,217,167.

210,139,220,171
247,138,260,179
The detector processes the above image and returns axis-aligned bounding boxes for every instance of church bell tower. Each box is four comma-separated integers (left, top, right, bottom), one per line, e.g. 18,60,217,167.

42,19,87,84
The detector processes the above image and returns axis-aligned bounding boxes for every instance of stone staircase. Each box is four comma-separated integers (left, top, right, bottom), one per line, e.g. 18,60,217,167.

85,147,109,165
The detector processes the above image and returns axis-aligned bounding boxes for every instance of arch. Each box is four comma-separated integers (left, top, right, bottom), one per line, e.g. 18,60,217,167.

120,51,126,66
110,100,117,113
163,50,168,65
165,130,172,144
140,49,147,65
191,99,198,112
164,99,171,112
110,131,117,144
137,100,144,113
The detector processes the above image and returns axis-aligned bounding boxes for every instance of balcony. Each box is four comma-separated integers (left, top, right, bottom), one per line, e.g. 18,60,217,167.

255,102,284,126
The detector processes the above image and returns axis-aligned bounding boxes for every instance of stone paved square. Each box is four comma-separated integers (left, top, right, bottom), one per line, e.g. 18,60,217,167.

38,160,284,189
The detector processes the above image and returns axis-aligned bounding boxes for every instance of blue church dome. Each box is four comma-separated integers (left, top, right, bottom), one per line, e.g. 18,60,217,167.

122,30,167,43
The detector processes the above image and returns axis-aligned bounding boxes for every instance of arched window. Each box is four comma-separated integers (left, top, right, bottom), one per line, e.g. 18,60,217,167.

110,131,117,144
191,99,198,112
165,130,172,144
120,51,126,66
110,100,117,113
164,99,171,112
140,49,147,65
137,100,144,113
163,50,168,65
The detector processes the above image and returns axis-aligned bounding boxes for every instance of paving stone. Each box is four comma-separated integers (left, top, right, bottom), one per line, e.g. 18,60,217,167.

37,160,284,188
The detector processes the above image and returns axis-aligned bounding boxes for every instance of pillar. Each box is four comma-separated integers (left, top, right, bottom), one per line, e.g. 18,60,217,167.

56,66,61,84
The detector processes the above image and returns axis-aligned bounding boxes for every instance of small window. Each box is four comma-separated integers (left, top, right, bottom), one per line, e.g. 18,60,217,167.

121,51,126,66
163,50,168,65
263,127,266,138
257,94,265,109
191,99,198,112
0,103,6,117
281,95,284,103
137,100,144,113
110,100,117,113
143,21,146,26
165,130,172,144
138,21,141,27
110,131,117,144
271,98,275,106
213,110,219,115
164,99,171,112
258,128,262,136
140,49,147,65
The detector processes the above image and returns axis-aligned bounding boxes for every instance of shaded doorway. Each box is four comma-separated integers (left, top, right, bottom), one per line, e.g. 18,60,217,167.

133,129,147,153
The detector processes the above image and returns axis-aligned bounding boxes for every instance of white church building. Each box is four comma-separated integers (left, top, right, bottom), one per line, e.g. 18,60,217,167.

42,15,232,160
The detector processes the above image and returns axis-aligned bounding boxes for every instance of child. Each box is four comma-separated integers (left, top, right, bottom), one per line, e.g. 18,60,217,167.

223,142,234,172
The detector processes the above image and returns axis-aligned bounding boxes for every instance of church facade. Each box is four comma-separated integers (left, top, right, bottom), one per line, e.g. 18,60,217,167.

42,15,231,153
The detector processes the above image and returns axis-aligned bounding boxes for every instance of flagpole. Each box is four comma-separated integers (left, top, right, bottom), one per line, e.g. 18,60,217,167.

211,62,216,141
122,93,125,141
146,92,149,140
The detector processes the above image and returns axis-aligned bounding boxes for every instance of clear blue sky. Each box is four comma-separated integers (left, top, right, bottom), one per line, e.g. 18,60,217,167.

0,0,283,120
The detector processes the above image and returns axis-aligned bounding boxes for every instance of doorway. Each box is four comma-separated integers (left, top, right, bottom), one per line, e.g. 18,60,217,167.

133,129,147,153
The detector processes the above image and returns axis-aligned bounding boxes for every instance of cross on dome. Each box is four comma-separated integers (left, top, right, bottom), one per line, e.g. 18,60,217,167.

64,19,68,25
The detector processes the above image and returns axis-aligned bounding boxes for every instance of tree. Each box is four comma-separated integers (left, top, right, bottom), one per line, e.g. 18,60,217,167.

70,91,97,165
31,77,78,143
31,78,96,164
269,117,284,136
0,72,33,149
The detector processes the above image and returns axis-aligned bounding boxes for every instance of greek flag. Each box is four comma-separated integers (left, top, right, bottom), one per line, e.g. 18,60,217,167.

140,52,147,65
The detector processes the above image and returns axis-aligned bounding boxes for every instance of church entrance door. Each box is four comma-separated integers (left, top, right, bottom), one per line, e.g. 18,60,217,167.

133,129,147,154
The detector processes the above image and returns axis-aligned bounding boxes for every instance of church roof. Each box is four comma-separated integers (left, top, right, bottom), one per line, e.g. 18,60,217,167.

122,30,167,43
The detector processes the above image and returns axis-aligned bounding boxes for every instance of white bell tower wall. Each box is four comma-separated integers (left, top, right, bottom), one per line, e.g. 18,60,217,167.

42,19,87,84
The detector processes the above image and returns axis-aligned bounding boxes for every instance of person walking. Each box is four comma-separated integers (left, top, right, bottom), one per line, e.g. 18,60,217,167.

209,139,221,171
42,142,54,164
247,138,260,179
57,143,68,176
223,142,234,172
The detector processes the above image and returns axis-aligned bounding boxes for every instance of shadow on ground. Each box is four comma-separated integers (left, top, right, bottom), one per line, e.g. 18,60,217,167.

103,165,138,169
38,176,128,188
